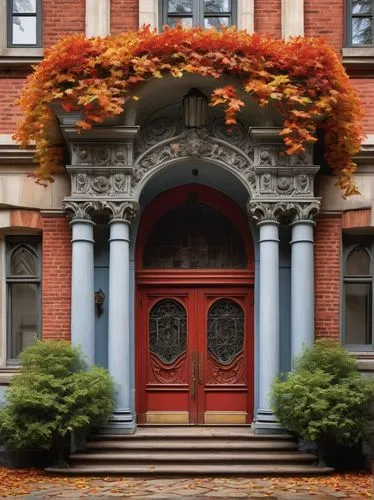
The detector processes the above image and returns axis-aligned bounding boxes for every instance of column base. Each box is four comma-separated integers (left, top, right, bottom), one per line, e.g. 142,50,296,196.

100,410,136,435
252,409,286,435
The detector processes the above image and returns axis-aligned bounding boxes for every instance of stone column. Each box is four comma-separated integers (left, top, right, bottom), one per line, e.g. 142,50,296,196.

65,202,97,364
248,202,285,434
104,202,137,434
256,219,282,433
290,205,319,363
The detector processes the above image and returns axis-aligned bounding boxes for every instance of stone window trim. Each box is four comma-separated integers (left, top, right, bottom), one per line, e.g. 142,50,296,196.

139,0,254,32
0,0,43,61
342,236,374,352
5,235,41,365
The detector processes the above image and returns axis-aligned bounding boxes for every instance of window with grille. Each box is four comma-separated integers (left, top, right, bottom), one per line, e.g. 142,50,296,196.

160,0,236,29
7,0,42,47
6,237,41,362
347,0,374,46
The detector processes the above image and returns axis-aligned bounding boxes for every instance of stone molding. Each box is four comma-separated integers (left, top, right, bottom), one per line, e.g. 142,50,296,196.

56,113,320,224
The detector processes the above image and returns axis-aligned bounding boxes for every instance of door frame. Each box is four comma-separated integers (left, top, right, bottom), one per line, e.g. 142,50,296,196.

135,184,255,424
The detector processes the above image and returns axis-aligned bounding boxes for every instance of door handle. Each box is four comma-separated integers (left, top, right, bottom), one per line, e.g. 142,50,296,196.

198,352,203,385
191,352,196,398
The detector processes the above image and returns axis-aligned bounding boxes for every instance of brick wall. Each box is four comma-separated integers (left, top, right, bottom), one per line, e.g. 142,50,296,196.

41,216,71,340
352,79,374,133
314,214,342,339
304,0,344,53
0,79,24,134
111,0,138,34
254,0,281,38
43,0,85,47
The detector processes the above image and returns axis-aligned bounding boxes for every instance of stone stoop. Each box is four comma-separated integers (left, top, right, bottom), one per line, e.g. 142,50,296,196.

46,426,333,476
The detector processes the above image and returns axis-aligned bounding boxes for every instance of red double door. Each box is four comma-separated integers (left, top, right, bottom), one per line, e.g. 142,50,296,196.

136,286,253,425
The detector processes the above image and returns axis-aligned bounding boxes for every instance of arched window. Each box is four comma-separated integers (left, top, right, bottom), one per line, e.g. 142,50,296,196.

143,199,247,269
160,0,236,29
6,238,41,361
343,241,373,349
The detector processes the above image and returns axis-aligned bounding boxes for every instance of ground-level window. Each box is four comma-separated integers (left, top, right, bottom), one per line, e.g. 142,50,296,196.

343,236,374,350
7,0,42,47
160,0,236,29
347,0,374,46
6,237,41,362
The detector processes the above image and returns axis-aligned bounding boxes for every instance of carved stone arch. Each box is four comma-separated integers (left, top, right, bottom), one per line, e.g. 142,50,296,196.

132,128,256,201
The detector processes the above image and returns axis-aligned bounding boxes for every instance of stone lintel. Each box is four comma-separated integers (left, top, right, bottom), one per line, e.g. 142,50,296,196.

249,127,284,144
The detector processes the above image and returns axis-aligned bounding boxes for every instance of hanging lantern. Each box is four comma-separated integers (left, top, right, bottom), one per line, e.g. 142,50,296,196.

183,88,208,128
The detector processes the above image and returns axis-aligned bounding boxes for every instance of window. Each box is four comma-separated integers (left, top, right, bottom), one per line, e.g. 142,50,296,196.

7,0,42,47
347,0,374,46
6,237,41,362
343,238,374,350
160,0,236,29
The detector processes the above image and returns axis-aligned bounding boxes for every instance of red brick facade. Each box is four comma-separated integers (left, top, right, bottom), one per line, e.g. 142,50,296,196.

304,0,344,52
41,216,72,340
314,215,342,340
43,0,85,47
0,79,25,134
111,0,138,34
254,0,281,38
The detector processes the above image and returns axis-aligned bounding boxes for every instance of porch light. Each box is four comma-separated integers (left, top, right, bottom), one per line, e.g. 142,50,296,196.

183,88,208,128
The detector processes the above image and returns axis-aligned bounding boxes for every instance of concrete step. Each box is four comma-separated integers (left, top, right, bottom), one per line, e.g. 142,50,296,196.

46,463,333,476
85,439,298,451
89,432,295,441
70,451,316,464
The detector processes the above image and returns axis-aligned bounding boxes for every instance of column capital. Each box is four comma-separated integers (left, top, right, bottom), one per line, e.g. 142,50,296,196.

247,200,292,224
102,200,139,222
289,200,321,224
63,200,100,221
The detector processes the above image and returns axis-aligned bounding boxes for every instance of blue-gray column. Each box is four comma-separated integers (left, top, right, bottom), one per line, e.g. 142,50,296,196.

71,218,95,364
105,217,135,434
291,220,315,362
255,220,282,434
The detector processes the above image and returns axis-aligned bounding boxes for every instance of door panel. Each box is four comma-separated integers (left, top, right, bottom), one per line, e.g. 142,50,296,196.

136,286,253,425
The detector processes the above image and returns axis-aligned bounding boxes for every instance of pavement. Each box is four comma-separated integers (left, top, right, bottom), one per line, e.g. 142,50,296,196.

4,474,373,499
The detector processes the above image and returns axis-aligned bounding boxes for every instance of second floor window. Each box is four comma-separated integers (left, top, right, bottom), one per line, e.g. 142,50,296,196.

7,0,42,47
348,0,373,46
161,0,235,29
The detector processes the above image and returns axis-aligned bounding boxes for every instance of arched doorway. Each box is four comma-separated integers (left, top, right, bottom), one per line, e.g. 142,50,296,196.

136,184,254,425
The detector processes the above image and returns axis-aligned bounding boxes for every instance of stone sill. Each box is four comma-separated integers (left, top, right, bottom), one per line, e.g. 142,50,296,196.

0,367,20,384
342,47,374,72
352,353,374,372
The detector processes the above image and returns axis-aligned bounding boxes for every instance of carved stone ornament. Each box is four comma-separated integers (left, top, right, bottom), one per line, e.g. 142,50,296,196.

63,200,101,220
247,201,295,223
289,200,321,221
101,200,138,221
71,143,133,167
133,127,254,191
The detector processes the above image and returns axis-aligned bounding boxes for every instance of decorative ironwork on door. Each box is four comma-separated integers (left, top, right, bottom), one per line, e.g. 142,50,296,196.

207,299,244,364
149,299,187,364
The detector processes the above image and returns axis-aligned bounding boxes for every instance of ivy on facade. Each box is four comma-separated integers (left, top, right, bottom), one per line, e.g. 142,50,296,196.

15,26,363,196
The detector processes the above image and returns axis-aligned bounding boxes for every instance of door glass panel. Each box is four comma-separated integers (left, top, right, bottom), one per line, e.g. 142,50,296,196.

143,200,246,269
207,299,244,364
10,283,39,359
10,246,38,276
149,299,187,363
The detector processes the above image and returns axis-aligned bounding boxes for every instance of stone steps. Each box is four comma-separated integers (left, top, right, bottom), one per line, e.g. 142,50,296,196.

46,426,333,476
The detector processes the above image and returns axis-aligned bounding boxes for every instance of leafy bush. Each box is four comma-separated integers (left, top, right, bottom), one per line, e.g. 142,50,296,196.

272,339,374,464
0,341,114,459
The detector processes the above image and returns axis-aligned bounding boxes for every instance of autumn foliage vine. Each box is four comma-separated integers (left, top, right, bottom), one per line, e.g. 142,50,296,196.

15,25,363,196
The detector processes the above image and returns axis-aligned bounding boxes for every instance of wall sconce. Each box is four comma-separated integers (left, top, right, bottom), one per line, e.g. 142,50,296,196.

95,289,105,317
183,88,208,128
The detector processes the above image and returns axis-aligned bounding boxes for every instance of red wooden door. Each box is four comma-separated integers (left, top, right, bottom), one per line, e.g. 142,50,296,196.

136,286,253,425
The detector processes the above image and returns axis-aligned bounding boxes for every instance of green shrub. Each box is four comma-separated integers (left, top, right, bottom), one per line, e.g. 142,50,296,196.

271,339,374,464
0,340,115,458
